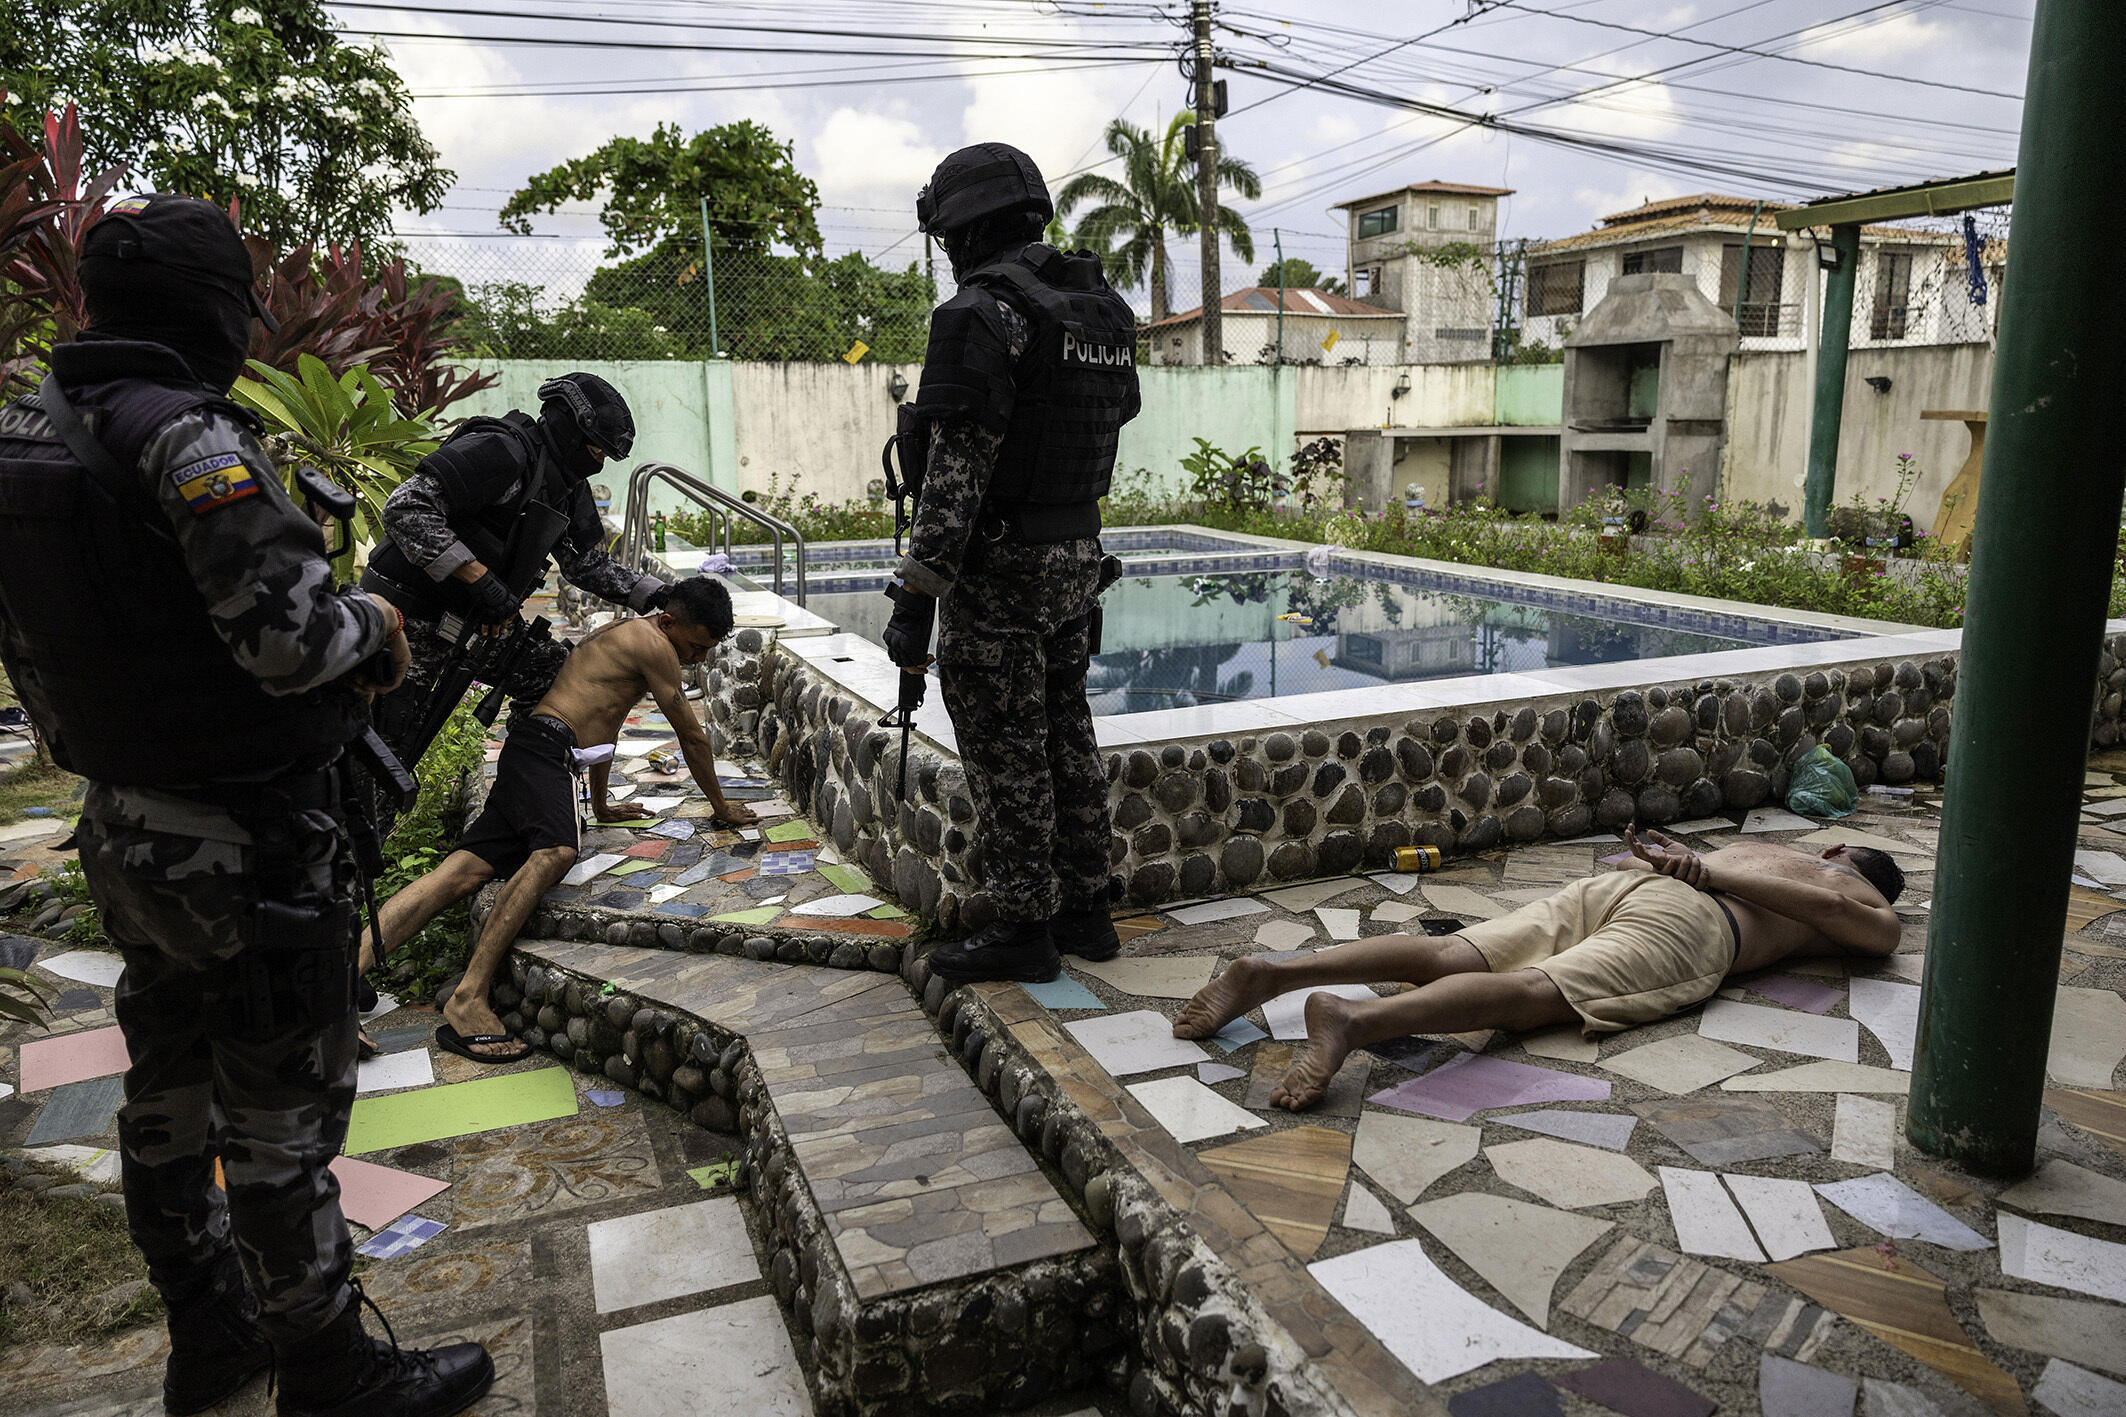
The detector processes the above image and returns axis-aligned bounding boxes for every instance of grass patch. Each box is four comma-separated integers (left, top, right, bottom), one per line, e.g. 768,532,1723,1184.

0,1181,161,1349
0,759,81,829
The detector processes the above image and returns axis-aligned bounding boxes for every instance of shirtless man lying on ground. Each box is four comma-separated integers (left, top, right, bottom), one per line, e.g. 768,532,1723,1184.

1173,829,1905,1110
360,577,759,1062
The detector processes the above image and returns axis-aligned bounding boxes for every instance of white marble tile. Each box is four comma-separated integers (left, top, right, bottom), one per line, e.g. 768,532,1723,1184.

1260,879,1365,913
1074,955,1216,1001
1848,978,1923,1071
1724,1173,1836,1261
34,950,124,988
1165,898,1269,926
2049,986,2126,1089
1698,999,1860,1063
355,1049,434,1096
1815,1174,1991,1251
1519,1027,1600,1065
1309,1239,1595,1382
1352,1111,1481,1203
1999,1161,2126,1228
1253,919,1317,950
2000,1213,2126,1303
1372,902,1424,924
1341,1182,1397,1235
1421,884,1506,920
1261,983,1378,1041
1659,1166,1764,1261
786,893,884,917
1495,1109,1637,1152
1314,907,1363,941
1740,808,1818,834
2075,850,2126,886
2031,1360,2126,1417
1368,872,1421,895
1667,818,1737,835
1409,1191,1613,1328
1064,1011,1208,1076
1486,1138,1656,1210
1125,1076,1267,1144
1602,1034,1760,1094
1723,1060,1911,1093
1832,1094,1898,1170
600,1295,810,1417
1195,1062,1245,1086
589,1197,759,1314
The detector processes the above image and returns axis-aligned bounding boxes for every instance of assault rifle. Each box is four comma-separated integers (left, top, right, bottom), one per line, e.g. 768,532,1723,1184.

880,401,927,557
397,496,571,778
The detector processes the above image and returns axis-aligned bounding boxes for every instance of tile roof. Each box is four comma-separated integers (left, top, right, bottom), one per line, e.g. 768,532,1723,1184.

1143,287,1404,330
1530,200,1967,255
1332,181,1516,209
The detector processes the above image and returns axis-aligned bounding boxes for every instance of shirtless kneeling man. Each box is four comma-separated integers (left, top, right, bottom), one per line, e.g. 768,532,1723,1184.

1173,829,1905,1110
362,577,759,1063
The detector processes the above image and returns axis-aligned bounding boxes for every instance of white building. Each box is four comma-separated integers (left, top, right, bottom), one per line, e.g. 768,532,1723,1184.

1328,180,1514,364
1522,193,1999,355
1144,286,1406,367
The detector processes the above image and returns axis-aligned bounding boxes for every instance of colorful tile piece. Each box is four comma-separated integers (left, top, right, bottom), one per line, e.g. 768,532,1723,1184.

24,1073,125,1145
817,863,872,895
1633,1096,1822,1166
605,859,662,878
344,1067,577,1155
1309,1239,1596,1382
1553,1358,1715,1417
1759,1354,1858,1417
1209,1017,1268,1052
763,820,813,842
1409,1191,1612,1327
1020,975,1104,1011
757,850,815,876
1198,1125,1350,1260
620,839,671,859
2044,1086,2126,1160
1496,1108,1638,1151
1602,1033,1760,1094
708,906,781,925
1448,1373,1564,1417
18,1025,128,1093
356,1214,446,1260
1487,1137,1657,1210
1769,1246,2023,1415
1746,974,1848,1014
1368,1052,1610,1122
1562,1234,1836,1369
327,1156,450,1232
1814,1174,1991,1250
1113,915,1167,945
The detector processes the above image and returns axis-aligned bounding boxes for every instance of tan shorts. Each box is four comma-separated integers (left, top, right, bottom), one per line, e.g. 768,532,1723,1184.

1458,872,1739,1035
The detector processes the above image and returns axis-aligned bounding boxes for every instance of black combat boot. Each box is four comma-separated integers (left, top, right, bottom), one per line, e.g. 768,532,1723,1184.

1046,904,1120,962
162,1251,273,1415
274,1284,494,1417
926,918,1061,983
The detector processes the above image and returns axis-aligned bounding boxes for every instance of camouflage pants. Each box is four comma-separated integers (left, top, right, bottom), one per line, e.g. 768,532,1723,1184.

77,805,360,1343
370,612,570,831
937,537,1110,921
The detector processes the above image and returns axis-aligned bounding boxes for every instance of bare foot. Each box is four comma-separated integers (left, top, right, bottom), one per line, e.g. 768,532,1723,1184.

1173,956,1279,1039
442,989,522,1059
1269,992,1358,1111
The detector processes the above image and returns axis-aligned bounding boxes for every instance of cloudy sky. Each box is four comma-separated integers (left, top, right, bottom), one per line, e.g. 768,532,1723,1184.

340,0,2035,309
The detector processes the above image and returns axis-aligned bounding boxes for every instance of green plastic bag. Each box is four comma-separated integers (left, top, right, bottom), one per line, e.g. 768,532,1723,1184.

1785,744,1858,819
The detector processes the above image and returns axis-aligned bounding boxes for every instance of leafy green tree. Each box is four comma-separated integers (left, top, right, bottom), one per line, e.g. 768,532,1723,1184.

1258,257,1344,295
0,0,449,250
1055,113,1260,322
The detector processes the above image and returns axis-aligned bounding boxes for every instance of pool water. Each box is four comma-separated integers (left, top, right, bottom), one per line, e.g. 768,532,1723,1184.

803,567,1788,716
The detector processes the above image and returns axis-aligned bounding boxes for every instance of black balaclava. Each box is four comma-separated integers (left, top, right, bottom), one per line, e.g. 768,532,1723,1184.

537,372,634,480
941,209,1045,282
78,194,275,394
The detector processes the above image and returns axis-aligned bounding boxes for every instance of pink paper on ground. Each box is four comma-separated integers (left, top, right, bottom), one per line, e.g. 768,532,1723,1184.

1746,974,1847,1015
328,1156,449,1231
19,1026,130,1093
1367,1053,1611,1122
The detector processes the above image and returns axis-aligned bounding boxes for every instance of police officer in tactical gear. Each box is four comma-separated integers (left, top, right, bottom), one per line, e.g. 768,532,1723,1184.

885,143,1141,983
361,369,669,809
0,195,494,1415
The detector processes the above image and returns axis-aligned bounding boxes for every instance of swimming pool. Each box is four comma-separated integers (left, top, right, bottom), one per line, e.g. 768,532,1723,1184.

766,529,1852,717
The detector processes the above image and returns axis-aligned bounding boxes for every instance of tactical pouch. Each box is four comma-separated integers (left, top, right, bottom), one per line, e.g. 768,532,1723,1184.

232,896,356,1037
1088,553,1123,655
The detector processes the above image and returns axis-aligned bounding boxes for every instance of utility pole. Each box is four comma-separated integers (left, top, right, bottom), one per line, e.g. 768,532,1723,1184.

1192,0,1222,366
1907,0,2126,1176
1801,224,1859,536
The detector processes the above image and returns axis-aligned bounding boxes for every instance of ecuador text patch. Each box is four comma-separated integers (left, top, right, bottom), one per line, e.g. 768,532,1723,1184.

170,452,259,514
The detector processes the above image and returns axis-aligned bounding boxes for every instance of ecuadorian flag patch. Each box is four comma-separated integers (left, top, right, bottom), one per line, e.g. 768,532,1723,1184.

170,453,259,514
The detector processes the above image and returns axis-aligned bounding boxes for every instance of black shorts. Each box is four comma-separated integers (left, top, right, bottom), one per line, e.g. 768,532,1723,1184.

459,713,580,875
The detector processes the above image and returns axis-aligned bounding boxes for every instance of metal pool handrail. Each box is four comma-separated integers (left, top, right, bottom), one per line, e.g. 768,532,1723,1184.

619,461,808,604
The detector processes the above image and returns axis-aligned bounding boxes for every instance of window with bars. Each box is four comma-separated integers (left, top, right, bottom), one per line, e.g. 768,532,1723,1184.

1466,206,1480,232
1621,245,1684,275
1871,250,1914,339
1427,204,1441,229
1719,242,1787,336
1358,206,1397,238
1527,259,1585,317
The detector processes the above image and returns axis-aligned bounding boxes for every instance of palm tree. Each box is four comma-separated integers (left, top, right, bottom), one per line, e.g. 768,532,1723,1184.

1055,113,1260,322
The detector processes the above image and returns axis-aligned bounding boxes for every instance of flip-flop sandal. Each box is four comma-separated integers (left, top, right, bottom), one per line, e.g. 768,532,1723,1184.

435,1023,533,1066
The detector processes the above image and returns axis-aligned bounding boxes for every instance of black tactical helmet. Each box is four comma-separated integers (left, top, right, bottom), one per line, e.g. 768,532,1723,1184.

81,193,279,332
916,143,1054,237
537,372,634,459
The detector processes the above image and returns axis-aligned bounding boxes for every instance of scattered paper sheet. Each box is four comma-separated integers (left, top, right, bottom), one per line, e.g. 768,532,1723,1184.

1815,1174,1991,1250
1309,1240,1596,1382
1125,1076,1266,1144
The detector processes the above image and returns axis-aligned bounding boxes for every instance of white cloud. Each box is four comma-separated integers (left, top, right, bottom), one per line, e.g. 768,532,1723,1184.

807,107,942,216
1791,10,1952,61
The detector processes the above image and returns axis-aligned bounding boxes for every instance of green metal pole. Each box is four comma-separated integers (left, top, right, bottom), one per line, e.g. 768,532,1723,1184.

1731,200,1764,328
699,196,721,358
1908,0,2126,1176
1274,227,1285,365
1801,222,1860,537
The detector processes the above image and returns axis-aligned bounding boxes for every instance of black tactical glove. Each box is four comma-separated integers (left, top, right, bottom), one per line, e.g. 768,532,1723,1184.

464,569,519,625
642,582,672,613
882,585,936,669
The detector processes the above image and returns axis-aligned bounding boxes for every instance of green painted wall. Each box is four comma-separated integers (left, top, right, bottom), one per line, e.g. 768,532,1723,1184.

1114,365,1296,497
1498,436,1562,513
1494,363,1564,425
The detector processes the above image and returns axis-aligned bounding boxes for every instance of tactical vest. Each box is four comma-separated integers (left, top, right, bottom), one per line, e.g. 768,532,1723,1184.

0,368,365,786
365,412,568,619
965,246,1138,538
